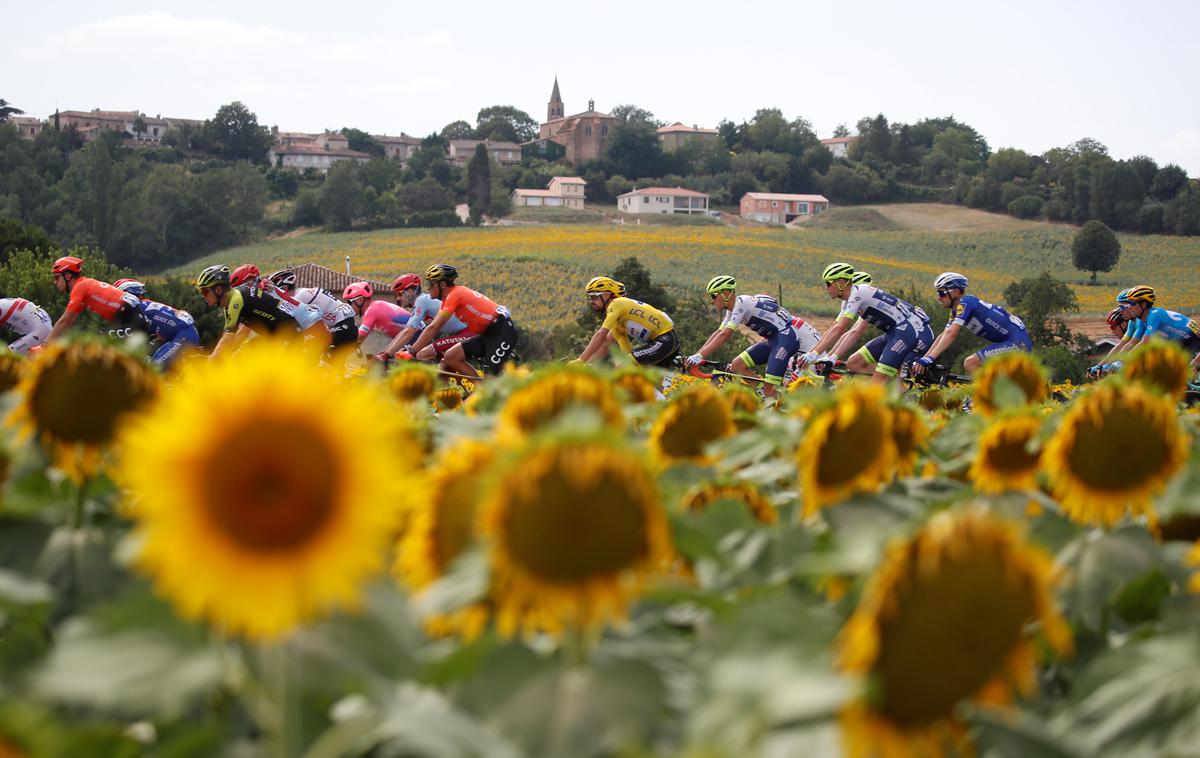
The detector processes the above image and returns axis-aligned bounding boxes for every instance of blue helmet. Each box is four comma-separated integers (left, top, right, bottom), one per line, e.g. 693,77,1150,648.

933,272,968,292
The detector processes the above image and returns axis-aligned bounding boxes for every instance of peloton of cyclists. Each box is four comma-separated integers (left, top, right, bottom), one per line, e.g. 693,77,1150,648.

46,256,148,343
1091,285,1200,378
194,264,314,359
377,273,474,363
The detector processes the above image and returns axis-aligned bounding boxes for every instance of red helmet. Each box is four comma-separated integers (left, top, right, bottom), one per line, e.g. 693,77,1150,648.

229,264,261,287
343,282,373,301
52,256,83,275
393,273,421,293
1106,307,1127,331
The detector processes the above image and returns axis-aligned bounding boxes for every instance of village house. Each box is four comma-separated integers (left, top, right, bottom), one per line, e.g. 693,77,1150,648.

820,136,859,158
657,122,720,152
510,176,586,209
618,187,710,215
58,109,171,142
448,139,522,167
537,78,620,165
739,192,829,223
8,116,44,139
267,142,371,173
375,133,421,163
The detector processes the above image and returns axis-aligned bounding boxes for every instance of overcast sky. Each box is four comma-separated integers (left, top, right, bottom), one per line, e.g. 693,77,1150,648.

6,0,1199,175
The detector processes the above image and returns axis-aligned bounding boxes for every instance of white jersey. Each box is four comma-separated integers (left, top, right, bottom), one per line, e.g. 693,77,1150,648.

0,297,52,354
720,295,793,338
294,287,355,328
838,284,927,332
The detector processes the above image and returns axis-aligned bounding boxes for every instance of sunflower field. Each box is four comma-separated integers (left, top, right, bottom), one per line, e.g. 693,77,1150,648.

1,337,1200,757
178,224,1200,332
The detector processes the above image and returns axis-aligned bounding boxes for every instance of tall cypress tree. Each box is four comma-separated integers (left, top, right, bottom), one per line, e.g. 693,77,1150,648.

466,143,491,226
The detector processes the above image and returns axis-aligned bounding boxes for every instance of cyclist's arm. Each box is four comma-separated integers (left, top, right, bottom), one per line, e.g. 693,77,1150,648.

694,326,735,359
407,311,452,356
810,317,852,357
46,309,79,342
922,322,962,363
210,323,251,359
578,327,616,363
831,318,869,357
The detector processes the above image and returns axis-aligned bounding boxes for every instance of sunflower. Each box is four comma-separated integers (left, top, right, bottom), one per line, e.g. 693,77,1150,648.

116,338,417,640
394,439,495,639
480,435,672,638
1123,341,1192,401
0,353,24,394
786,373,818,391
837,507,1071,758
648,384,736,464
680,480,777,524
973,352,1049,417
721,385,762,430
7,341,159,481
431,386,465,412
1187,542,1200,593
969,414,1044,495
388,362,437,404
890,403,928,477
797,383,896,516
611,368,659,404
495,368,623,442
1043,381,1189,526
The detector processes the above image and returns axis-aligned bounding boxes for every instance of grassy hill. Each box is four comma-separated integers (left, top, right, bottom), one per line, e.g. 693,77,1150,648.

176,205,1200,334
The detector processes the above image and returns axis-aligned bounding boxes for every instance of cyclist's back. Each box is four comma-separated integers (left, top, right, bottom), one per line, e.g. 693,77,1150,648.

1128,306,1200,347
0,297,52,354
225,281,301,335
952,295,1028,343
293,286,357,345
359,300,412,339
408,292,469,335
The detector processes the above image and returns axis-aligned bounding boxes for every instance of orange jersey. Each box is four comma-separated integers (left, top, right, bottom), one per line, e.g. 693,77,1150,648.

439,285,500,333
65,277,135,321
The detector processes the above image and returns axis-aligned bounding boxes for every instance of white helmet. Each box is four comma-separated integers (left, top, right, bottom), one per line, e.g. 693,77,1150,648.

933,272,968,291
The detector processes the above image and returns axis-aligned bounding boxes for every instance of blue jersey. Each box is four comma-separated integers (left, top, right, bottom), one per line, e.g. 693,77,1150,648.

948,295,1027,343
839,284,928,333
1125,307,1200,344
406,293,469,335
136,299,195,341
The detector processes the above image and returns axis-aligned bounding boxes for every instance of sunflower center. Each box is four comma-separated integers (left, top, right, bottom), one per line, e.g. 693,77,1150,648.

29,355,153,443
985,431,1040,473
657,395,731,459
201,419,340,551
815,404,889,487
1066,403,1170,490
875,547,1034,727
502,456,649,582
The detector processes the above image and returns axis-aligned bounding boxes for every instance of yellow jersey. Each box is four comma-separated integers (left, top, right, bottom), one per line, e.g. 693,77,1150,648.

602,297,673,352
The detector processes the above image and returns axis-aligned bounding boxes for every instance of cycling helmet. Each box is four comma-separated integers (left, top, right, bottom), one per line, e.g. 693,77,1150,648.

821,262,855,283
934,272,969,292
269,269,297,291
195,265,231,288
229,264,261,287
585,276,623,296
1115,288,1131,304
1106,307,1127,330
705,275,737,295
425,263,458,283
616,281,627,296
343,282,373,301
114,279,147,298
850,271,872,285
1118,285,1156,306
393,273,422,293
52,256,83,276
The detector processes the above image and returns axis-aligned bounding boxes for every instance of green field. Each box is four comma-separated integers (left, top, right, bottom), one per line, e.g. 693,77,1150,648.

177,206,1200,333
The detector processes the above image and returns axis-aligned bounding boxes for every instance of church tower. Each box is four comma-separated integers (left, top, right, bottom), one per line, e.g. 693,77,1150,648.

547,77,564,121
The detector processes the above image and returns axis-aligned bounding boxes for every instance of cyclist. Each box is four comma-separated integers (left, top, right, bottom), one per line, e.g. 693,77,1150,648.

1111,285,1200,376
268,269,358,349
0,296,52,355
194,264,309,359
230,264,325,332
113,279,200,369
404,263,519,377
799,262,933,385
685,275,799,398
914,272,1032,377
342,282,412,346
1086,308,1130,379
46,256,148,342
378,273,473,362
828,270,873,358
575,276,678,367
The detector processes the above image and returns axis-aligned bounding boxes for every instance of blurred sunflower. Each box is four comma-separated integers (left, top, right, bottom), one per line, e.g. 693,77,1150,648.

495,368,623,442
388,362,438,404
970,414,1043,495
432,386,465,412
7,341,159,481
890,403,928,477
648,384,735,464
917,387,946,412
394,439,495,640
1123,342,1191,401
116,338,416,640
680,480,777,524
786,373,818,391
973,353,1049,417
837,507,1071,758
611,368,659,404
797,383,895,516
480,435,672,638
0,353,25,394
1043,381,1188,526
1187,542,1200,593
722,385,761,430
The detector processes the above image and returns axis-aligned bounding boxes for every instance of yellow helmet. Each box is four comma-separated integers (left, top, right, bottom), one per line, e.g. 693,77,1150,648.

585,276,623,296
1117,285,1156,306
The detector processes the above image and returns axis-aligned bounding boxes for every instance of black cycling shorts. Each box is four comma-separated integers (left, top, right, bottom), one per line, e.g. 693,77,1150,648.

461,315,519,374
631,330,679,367
328,316,357,348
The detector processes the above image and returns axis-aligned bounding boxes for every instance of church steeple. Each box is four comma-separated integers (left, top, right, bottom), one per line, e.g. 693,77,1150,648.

548,76,564,121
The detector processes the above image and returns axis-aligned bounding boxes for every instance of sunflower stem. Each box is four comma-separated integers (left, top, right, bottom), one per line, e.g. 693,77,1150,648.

267,640,300,758
73,474,89,530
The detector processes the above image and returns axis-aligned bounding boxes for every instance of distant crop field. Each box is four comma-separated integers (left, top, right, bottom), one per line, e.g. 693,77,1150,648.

176,222,1200,333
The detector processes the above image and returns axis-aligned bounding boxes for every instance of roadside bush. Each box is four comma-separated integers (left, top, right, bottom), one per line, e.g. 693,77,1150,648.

1008,195,1043,219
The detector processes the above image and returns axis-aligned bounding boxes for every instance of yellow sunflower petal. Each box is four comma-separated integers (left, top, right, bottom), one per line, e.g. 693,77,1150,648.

1123,341,1192,401
797,383,896,516
970,414,1044,495
973,352,1049,417
495,368,623,442
648,384,735,465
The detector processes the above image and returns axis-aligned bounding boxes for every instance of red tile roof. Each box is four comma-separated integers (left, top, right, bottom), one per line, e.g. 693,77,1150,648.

657,122,719,134
293,263,395,302
743,192,829,203
820,137,859,145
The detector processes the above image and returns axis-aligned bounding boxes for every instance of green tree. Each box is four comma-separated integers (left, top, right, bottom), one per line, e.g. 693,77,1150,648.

1003,271,1080,347
832,123,850,138
339,127,385,157
988,148,1032,182
1072,219,1121,283
475,106,537,143
132,114,148,140
396,176,454,214
610,105,659,127
605,121,667,178
1149,164,1189,201
466,143,491,226
612,257,671,310
0,98,23,122
0,217,54,263
203,102,272,162
319,161,363,231
439,120,475,140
